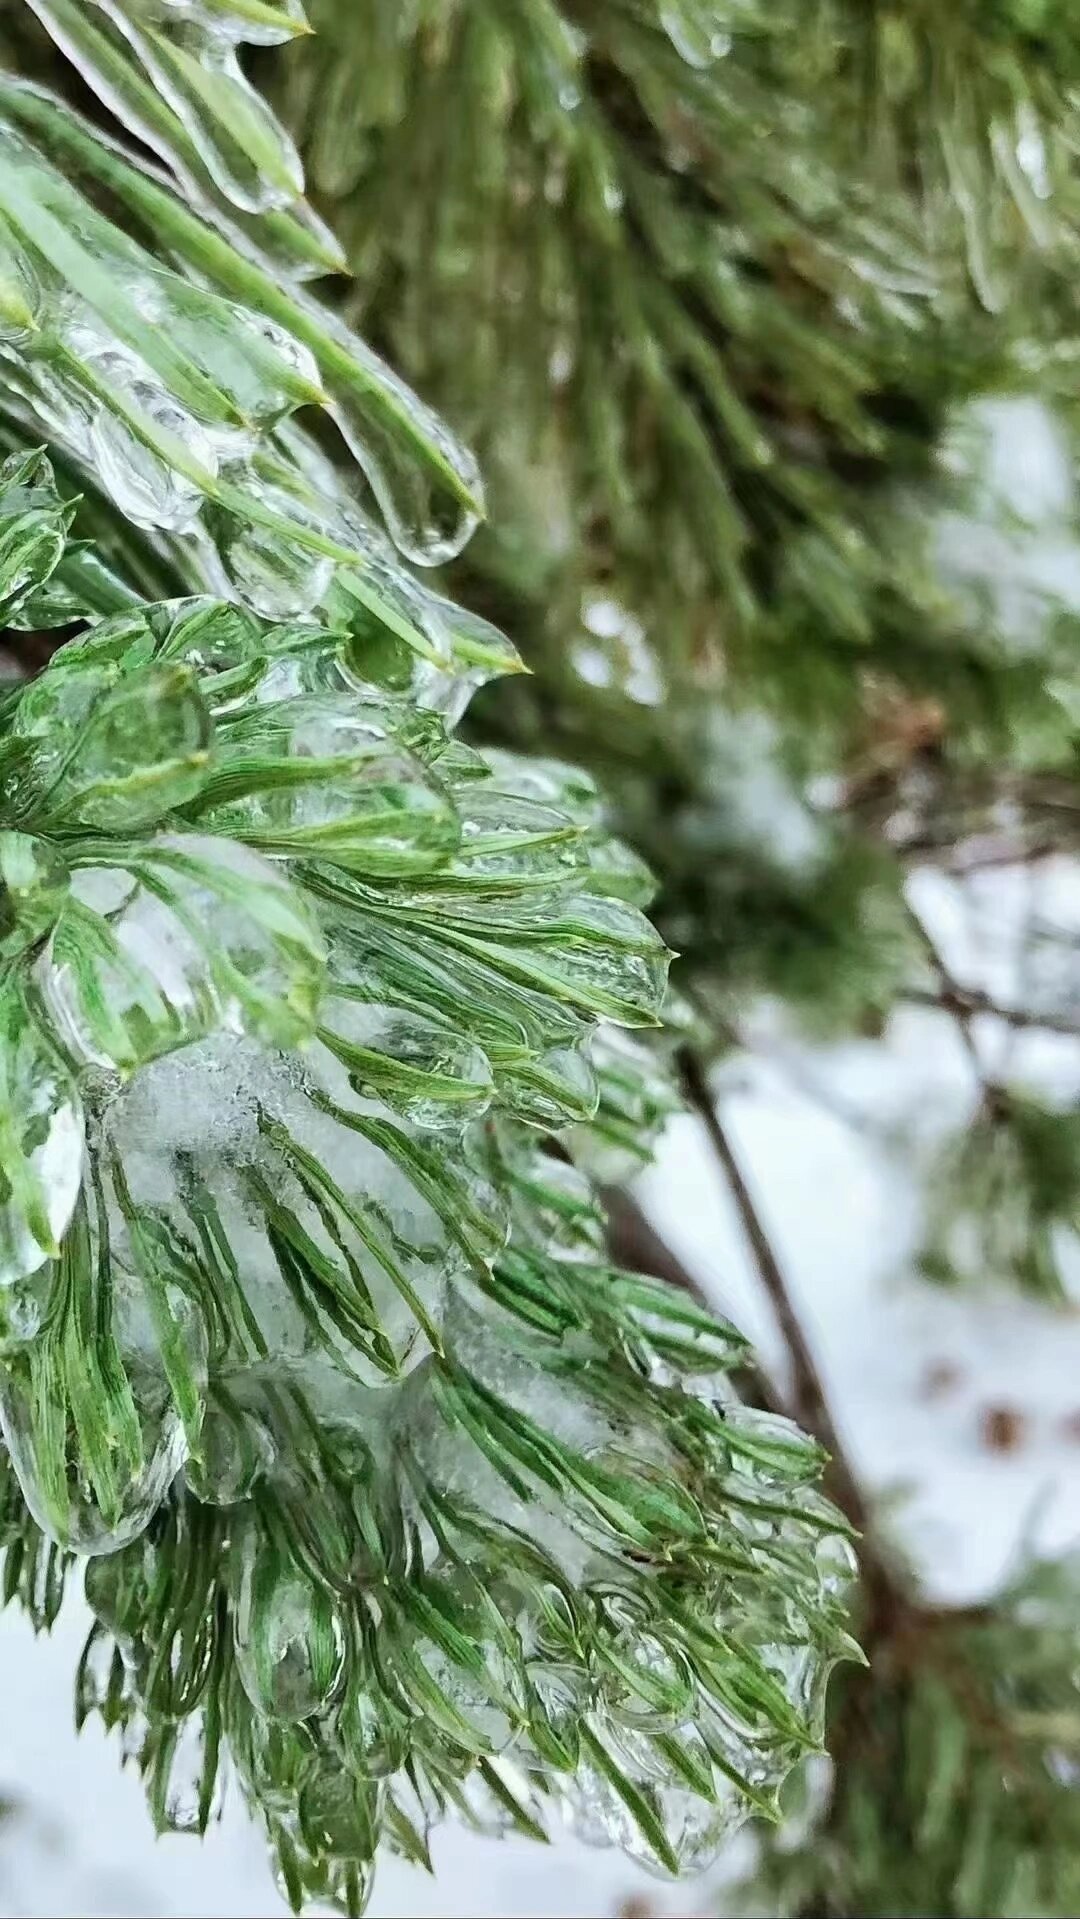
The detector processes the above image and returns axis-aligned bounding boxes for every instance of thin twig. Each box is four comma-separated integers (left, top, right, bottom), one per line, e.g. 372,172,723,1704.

944,839,1060,876
903,899,1022,1130
903,897,986,1080
678,1047,872,1537
900,984,1080,1040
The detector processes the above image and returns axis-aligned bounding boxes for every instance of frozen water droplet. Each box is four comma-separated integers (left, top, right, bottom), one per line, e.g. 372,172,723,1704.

328,389,483,568
526,1662,586,1767
0,1358,188,1557
89,401,209,535
0,1280,50,1345
0,212,43,342
59,318,219,533
561,1755,640,1854
0,832,70,960
234,304,321,396
14,661,212,834
660,2,733,67
120,1709,153,1765
38,835,325,1072
603,1627,693,1733
335,1676,406,1780
657,1780,738,1872
319,997,494,1133
234,1533,345,1721
75,1620,125,1725
197,692,461,877
0,446,74,623
158,0,310,49
84,1534,155,1642
406,1635,518,1753
156,1710,225,1834
297,1768,381,1869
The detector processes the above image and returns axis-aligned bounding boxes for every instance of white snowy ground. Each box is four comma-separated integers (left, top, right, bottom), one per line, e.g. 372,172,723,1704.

3,857,1080,1917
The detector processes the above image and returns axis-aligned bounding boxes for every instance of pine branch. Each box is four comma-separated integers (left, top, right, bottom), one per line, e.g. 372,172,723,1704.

0,446,853,1901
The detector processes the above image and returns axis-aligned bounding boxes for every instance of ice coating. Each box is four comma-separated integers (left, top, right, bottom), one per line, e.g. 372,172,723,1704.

0,116,855,1892
0,73,487,597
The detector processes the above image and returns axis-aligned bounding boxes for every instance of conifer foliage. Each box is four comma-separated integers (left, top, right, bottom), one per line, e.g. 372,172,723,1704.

3,3,1080,1916
269,6,1080,1917
0,3,855,1912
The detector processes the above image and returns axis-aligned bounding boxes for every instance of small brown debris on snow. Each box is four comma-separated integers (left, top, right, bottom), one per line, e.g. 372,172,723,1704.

979,1404,1028,1454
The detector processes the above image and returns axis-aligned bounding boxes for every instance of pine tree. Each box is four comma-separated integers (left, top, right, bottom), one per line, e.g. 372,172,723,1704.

0,4,1078,1917
266,6,1080,1916
0,4,854,1914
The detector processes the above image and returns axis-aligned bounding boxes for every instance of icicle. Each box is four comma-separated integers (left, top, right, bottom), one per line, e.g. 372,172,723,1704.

0,1258,206,1556
66,334,217,534
327,394,483,569
233,1528,346,1721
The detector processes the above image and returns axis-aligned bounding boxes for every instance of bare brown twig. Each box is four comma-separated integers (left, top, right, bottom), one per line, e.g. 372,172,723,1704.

904,898,985,1077
678,1047,873,1538
900,984,1080,1040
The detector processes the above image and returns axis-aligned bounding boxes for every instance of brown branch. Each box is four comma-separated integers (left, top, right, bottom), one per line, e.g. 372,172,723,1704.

678,1047,872,1538
901,983,1080,1040
903,898,987,1082
944,838,1060,876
